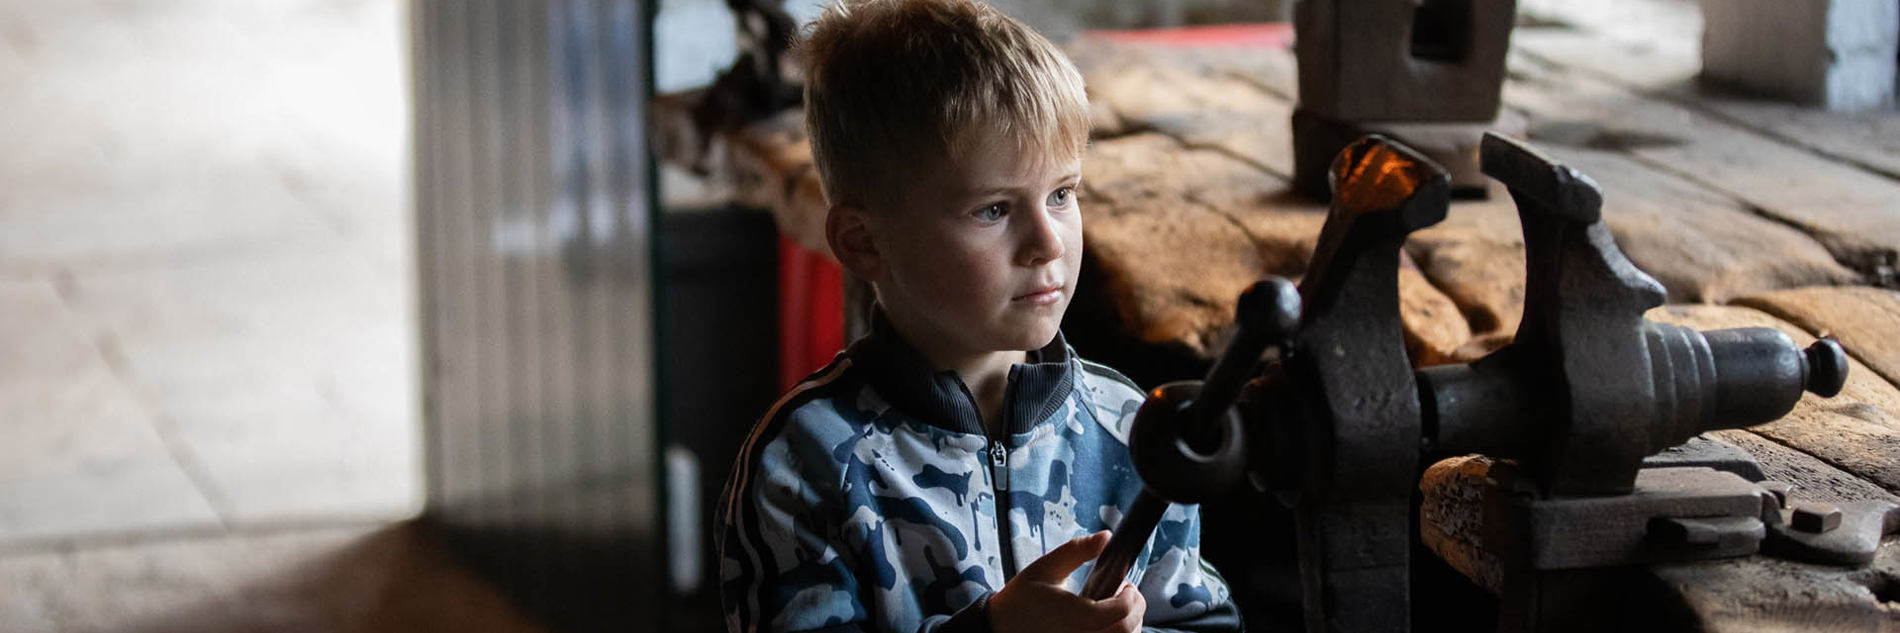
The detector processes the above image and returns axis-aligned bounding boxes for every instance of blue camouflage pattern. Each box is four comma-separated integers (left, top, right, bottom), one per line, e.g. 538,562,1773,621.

717,352,1238,633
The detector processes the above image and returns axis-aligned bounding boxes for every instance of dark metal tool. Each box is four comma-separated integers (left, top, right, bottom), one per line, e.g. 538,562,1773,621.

1078,277,1302,600
1418,134,1848,492
1110,133,1866,632
1278,136,1449,632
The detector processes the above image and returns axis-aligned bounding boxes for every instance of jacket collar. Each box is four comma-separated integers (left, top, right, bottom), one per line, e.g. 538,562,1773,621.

846,310,1075,437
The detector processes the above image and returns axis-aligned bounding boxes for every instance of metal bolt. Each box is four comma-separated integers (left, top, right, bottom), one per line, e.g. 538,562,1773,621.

1790,501,1842,533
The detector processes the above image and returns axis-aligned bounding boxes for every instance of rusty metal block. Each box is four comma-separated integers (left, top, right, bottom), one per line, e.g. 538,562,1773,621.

1294,0,1518,122
1790,501,1844,533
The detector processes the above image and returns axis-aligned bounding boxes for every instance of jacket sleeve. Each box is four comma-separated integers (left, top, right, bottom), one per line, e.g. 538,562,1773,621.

718,422,873,633
1136,503,1245,633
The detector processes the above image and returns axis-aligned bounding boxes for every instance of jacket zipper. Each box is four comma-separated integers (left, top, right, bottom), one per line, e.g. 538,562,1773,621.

983,368,1021,581
989,437,1016,579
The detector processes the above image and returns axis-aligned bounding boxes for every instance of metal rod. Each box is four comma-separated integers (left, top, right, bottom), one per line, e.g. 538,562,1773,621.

1079,278,1301,600
1080,492,1169,599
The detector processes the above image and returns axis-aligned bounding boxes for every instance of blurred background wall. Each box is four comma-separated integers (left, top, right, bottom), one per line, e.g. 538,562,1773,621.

0,0,416,546
655,0,1292,95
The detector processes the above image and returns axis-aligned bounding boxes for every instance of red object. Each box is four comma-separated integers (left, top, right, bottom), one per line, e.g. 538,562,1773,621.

1086,22,1294,49
778,235,846,391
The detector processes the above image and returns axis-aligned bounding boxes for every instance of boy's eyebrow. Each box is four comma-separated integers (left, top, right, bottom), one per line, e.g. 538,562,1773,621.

961,172,1083,198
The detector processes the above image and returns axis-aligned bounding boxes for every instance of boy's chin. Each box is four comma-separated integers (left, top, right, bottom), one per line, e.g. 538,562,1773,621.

1000,321,1062,352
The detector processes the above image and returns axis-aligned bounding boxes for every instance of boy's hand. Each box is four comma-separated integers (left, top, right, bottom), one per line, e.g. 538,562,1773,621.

988,531,1147,633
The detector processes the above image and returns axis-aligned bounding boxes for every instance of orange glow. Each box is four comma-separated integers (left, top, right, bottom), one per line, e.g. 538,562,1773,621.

1333,143,1424,212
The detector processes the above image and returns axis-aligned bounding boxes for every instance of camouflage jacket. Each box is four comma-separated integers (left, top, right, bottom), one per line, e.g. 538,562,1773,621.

717,317,1241,633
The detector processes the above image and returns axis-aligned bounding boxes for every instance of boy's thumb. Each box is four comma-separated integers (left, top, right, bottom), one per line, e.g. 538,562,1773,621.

1016,530,1111,585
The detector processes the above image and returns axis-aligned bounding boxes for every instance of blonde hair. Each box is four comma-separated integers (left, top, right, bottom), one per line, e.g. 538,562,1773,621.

801,0,1090,210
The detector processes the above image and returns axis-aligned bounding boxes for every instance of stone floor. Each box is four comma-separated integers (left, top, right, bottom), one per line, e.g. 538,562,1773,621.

0,522,548,633
0,1,495,630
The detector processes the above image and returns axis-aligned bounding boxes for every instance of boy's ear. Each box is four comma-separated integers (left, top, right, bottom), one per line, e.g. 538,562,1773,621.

825,203,885,282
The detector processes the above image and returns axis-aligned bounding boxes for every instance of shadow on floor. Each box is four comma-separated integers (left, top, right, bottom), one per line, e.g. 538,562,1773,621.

117,521,550,633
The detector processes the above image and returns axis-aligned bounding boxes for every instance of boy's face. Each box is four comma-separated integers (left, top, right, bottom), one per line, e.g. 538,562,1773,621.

865,133,1084,364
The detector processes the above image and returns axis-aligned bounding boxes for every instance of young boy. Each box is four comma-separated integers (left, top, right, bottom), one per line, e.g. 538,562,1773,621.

717,1,1241,632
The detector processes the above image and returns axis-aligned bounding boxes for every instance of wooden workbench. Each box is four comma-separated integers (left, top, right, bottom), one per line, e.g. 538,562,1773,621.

656,1,1900,628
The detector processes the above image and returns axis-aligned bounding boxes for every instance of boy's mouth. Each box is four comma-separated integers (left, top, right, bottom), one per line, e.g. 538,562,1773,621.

1012,284,1065,305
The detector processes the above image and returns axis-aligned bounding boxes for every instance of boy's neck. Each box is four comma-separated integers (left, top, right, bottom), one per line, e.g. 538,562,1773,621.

883,315,1027,434
948,350,1026,434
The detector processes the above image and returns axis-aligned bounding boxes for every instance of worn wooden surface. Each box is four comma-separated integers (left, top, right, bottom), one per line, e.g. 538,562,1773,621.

657,2,1900,628
1733,287,1900,387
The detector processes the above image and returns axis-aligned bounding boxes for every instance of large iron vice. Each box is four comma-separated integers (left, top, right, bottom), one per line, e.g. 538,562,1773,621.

1080,133,1896,632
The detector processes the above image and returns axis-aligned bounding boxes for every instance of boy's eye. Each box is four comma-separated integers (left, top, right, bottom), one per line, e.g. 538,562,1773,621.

975,203,1007,222
1046,187,1074,208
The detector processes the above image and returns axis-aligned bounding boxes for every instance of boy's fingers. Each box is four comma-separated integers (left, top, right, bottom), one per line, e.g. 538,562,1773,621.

1089,606,1142,633
1088,586,1145,633
1014,530,1111,586
1076,585,1143,633
1070,581,1142,627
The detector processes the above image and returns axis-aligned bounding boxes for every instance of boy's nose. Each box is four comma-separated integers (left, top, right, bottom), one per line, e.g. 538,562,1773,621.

1017,208,1067,266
